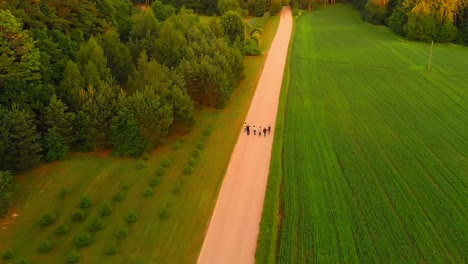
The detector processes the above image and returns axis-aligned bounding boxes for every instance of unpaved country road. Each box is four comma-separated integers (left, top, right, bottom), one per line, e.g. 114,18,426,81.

197,7,293,264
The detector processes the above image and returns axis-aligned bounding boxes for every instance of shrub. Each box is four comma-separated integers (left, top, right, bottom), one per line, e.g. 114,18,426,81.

99,202,113,217
188,157,197,166
184,165,193,175
172,182,182,195
38,241,51,253
2,250,14,260
55,223,69,235
149,177,161,187
115,226,128,239
79,196,92,209
113,191,125,202
120,183,130,191
192,149,200,158
156,166,165,177
161,158,172,168
202,127,212,137
107,246,118,255
67,250,80,263
160,203,171,219
74,232,94,247
88,216,105,232
71,209,86,221
125,211,138,223
14,257,29,264
135,159,145,169
58,188,70,199
196,142,205,150
171,141,182,150
141,153,150,160
39,212,56,226
244,37,261,56
143,187,153,197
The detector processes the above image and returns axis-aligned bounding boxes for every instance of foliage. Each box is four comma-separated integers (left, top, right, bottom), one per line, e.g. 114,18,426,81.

38,241,52,253
221,11,245,44
0,10,41,84
156,167,166,177
99,202,113,216
67,250,80,263
71,209,86,221
111,107,145,157
112,191,125,202
58,188,70,199
88,216,105,232
248,0,268,16
143,186,154,197
152,0,176,21
1,104,42,173
55,223,69,235
74,232,94,247
218,0,243,15
125,211,138,223
135,159,146,170
107,246,118,255
115,225,129,239
44,129,70,162
79,196,93,209
365,0,388,24
2,250,14,260
0,171,14,217
149,177,161,187
39,212,56,226
244,37,262,55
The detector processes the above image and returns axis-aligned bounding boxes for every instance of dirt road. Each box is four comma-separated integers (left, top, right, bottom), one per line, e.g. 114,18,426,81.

197,7,293,264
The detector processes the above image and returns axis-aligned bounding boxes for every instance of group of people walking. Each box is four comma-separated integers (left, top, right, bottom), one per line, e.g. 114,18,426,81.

244,122,271,137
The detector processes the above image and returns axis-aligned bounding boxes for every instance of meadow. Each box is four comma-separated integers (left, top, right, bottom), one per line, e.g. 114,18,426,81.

258,4,467,263
0,16,281,264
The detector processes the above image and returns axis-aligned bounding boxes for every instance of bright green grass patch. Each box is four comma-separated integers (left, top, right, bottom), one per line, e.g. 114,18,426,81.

0,16,281,264
261,3,468,263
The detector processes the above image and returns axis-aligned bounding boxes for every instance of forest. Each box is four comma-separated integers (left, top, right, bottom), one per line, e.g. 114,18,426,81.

0,0,284,216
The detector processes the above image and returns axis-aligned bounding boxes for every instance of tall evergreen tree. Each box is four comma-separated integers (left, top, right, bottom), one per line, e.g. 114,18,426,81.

44,128,69,162
44,94,75,145
3,104,42,173
110,106,145,157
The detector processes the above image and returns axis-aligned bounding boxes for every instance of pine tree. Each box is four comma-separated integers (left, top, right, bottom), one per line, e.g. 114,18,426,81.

44,94,75,145
4,104,42,173
45,129,69,162
110,107,145,157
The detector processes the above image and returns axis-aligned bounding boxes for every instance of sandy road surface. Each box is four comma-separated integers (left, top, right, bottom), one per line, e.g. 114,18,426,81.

197,7,293,264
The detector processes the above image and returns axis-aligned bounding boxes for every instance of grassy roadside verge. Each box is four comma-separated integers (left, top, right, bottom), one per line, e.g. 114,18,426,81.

255,15,296,264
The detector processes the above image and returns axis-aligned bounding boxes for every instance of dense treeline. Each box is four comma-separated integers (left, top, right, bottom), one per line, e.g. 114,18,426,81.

348,0,468,44
0,0,256,188
133,0,286,16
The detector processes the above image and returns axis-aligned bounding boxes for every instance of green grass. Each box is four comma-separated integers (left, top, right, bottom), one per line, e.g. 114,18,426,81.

0,16,281,264
260,4,468,263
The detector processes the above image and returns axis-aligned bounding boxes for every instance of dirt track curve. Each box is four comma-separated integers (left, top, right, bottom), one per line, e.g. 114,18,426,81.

197,7,293,264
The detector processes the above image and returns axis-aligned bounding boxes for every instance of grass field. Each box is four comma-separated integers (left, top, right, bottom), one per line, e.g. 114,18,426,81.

258,4,467,263
0,16,281,264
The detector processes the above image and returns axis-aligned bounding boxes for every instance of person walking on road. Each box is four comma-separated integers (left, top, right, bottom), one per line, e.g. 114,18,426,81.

246,124,250,135
244,122,247,133
253,125,256,135
263,127,267,137
268,125,271,134
259,126,262,137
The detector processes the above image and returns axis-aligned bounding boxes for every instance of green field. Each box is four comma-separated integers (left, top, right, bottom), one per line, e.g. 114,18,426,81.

0,16,281,264
258,4,467,263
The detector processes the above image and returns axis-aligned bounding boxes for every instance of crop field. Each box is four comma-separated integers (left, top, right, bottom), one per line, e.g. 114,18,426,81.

0,16,281,264
260,4,467,263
